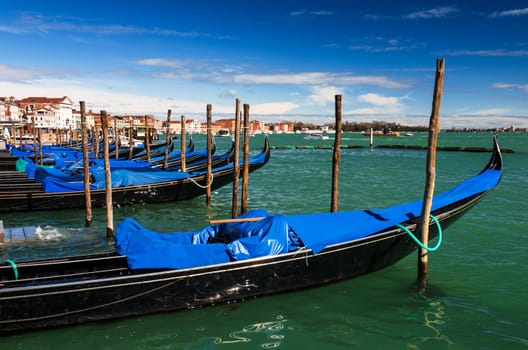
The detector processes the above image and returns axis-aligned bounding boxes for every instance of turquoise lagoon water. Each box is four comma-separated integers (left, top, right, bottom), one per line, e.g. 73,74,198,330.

1,132,526,349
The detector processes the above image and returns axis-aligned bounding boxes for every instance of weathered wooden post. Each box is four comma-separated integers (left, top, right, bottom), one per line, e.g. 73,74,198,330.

113,119,119,159
418,58,445,285
10,124,15,148
145,115,151,163
38,128,43,165
180,115,186,172
128,119,134,160
31,117,37,160
331,95,342,212
231,99,241,218
101,111,114,237
163,109,171,169
241,103,250,214
80,101,92,227
75,127,79,150
206,104,213,206
94,126,100,159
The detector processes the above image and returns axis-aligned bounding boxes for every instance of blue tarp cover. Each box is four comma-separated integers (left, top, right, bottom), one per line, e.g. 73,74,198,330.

116,168,501,269
115,209,302,269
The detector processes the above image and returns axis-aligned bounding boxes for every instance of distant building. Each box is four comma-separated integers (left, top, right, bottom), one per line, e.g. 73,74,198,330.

17,96,73,129
0,97,20,121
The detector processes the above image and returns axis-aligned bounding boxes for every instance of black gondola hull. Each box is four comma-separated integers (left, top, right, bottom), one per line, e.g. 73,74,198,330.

0,189,493,334
0,139,268,212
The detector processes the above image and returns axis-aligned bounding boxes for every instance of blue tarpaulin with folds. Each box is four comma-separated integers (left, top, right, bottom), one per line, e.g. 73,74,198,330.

115,209,303,269
115,168,501,269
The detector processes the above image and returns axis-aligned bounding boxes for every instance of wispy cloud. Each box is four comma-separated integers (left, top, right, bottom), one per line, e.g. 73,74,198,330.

308,86,344,105
365,6,458,20
490,8,528,18
403,6,459,19
442,49,528,57
0,12,208,38
135,59,407,89
348,37,425,52
492,82,528,93
0,64,46,82
229,72,406,88
135,58,189,69
251,102,299,114
348,92,405,115
290,9,335,17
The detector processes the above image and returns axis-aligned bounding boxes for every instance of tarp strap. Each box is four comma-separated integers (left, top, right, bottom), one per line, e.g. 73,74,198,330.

397,214,443,252
4,259,19,280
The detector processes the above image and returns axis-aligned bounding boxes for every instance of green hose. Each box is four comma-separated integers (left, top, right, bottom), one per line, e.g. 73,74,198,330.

4,259,18,280
397,214,443,252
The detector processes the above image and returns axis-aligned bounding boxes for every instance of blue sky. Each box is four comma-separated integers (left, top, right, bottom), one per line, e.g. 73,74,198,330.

1,0,527,128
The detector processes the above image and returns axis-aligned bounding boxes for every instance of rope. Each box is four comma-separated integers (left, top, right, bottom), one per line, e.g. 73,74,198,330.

4,260,18,280
397,214,443,252
189,172,214,189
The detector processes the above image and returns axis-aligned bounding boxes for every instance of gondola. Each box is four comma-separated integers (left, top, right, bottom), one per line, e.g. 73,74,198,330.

0,137,270,212
0,137,503,334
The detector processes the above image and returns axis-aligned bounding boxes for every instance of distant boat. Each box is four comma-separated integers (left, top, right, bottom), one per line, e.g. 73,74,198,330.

404,132,414,137
362,129,400,137
217,128,231,137
304,133,329,140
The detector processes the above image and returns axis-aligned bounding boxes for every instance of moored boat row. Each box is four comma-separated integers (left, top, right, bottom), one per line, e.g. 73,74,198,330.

0,136,503,334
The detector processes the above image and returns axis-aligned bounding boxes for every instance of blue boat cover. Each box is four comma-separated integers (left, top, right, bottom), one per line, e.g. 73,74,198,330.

116,209,303,269
40,147,268,192
115,168,501,269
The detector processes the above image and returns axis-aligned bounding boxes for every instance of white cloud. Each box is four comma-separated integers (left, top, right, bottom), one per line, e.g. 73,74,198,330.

0,64,43,82
135,58,188,69
490,8,528,18
2,12,206,38
348,93,404,115
251,102,299,114
492,82,528,93
290,10,334,17
443,49,528,57
358,93,399,106
404,6,459,19
308,86,344,105
218,89,238,99
229,72,406,88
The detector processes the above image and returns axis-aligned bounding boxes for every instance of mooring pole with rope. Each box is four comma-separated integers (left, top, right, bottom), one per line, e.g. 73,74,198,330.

418,58,445,286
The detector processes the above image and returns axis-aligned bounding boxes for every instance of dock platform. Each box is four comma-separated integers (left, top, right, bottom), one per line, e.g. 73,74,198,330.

0,222,39,244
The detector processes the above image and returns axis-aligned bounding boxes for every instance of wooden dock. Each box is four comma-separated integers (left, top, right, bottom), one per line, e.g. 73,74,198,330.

0,221,39,245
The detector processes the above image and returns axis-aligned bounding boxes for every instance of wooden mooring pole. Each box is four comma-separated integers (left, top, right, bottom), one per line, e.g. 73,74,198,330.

330,95,342,213
231,99,241,218
80,101,92,227
38,128,43,165
180,115,186,172
206,104,213,206
128,119,134,160
163,109,171,169
114,119,119,159
101,111,114,237
145,115,151,163
241,103,250,214
418,58,445,286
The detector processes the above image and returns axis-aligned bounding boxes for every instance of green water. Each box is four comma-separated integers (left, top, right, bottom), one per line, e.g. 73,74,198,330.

1,132,527,349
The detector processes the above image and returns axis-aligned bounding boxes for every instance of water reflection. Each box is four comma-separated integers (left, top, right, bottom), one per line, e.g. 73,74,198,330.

406,284,455,349
213,315,286,348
